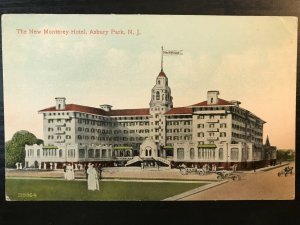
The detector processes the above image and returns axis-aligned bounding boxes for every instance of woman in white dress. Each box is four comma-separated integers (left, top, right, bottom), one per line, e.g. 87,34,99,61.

66,164,75,180
87,164,99,191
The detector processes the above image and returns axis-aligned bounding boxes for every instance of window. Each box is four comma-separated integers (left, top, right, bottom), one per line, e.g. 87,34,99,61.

158,80,160,85
220,123,227,128
79,149,85,158
177,148,184,160
219,148,223,160
37,149,40,157
197,124,204,128
59,149,62,157
102,149,107,158
190,148,195,159
156,91,160,100
197,132,204,137
220,132,226,137
231,148,239,161
88,149,94,158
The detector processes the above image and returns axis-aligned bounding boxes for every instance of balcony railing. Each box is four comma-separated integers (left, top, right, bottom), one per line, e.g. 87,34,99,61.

55,123,66,127
207,137,219,141
207,128,219,132
206,119,219,123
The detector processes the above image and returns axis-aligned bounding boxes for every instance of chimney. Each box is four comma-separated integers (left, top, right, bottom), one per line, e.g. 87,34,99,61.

207,91,219,105
55,97,66,110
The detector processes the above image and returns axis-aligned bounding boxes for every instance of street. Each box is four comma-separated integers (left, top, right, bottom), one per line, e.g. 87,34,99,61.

181,162,295,200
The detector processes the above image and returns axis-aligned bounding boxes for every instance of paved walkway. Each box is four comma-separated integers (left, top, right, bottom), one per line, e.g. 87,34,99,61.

180,162,295,200
6,167,219,181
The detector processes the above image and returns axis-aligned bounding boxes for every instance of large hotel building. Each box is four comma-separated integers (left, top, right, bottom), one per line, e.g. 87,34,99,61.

25,67,277,170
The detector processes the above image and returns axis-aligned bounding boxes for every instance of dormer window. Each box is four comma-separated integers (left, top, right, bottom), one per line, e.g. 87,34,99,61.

158,80,161,85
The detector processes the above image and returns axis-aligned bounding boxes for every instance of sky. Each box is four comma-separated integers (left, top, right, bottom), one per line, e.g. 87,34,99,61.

2,14,297,149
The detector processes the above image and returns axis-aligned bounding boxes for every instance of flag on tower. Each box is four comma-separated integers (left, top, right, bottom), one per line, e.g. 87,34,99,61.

163,49,183,55
160,46,183,71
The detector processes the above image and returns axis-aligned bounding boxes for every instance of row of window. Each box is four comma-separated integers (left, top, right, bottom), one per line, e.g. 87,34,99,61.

76,112,148,121
28,149,63,158
232,124,262,136
232,115,263,129
196,115,228,119
47,112,70,116
77,135,145,142
166,121,192,126
48,135,71,140
79,149,112,158
166,128,191,133
196,132,227,137
48,119,71,124
77,127,150,134
176,148,239,161
166,135,192,141
48,127,71,132
197,123,227,128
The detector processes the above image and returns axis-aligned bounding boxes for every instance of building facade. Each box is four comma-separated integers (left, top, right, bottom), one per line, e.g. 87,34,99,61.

25,68,275,170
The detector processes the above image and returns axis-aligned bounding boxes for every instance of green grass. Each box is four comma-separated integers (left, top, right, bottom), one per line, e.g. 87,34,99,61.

6,179,207,201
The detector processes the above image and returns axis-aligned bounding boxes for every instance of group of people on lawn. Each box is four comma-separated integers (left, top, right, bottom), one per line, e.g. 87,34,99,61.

63,163,102,191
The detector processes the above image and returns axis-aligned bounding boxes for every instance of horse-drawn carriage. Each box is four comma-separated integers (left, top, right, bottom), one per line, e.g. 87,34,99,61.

278,166,293,177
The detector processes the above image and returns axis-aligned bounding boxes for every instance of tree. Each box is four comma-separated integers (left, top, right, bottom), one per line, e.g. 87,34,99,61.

276,149,295,161
5,130,43,168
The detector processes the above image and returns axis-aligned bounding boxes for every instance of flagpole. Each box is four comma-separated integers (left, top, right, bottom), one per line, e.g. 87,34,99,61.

161,46,163,72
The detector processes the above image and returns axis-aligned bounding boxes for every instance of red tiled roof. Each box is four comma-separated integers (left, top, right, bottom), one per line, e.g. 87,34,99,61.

108,108,149,116
191,98,233,107
164,107,193,115
39,104,109,116
158,70,167,77
39,104,150,116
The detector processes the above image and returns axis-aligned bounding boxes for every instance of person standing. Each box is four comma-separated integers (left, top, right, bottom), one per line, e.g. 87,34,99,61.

87,164,99,191
66,163,75,180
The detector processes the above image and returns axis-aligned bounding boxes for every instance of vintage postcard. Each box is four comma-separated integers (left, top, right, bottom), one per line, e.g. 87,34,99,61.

2,14,297,201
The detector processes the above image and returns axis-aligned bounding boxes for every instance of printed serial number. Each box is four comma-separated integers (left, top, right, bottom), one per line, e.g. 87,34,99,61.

17,192,37,198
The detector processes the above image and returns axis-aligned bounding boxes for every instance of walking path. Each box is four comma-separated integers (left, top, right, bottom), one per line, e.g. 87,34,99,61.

164,180,228,201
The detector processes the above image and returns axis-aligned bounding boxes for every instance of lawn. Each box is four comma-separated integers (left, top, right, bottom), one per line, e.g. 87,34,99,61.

6,179,207,201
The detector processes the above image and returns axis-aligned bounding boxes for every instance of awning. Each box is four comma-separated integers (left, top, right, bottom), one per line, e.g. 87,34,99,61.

163,146,174,149
42,145,58,149
113,146,133,150
197,144,217,148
